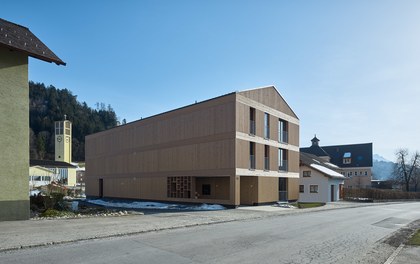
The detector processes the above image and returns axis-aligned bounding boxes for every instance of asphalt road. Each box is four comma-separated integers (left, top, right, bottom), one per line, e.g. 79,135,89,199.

1,202,420,264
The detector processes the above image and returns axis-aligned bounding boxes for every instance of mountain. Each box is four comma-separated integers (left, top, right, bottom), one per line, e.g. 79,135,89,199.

373,154,391,163
372,154,395,180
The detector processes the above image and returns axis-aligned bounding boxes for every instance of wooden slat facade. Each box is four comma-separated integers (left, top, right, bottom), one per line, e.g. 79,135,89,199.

86,86,300,206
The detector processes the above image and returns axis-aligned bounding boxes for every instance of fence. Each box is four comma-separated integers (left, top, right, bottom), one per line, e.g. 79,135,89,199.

343,188,420,201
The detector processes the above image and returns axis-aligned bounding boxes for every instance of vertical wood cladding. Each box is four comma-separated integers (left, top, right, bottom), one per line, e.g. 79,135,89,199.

238,86,298,119
86,86,299,206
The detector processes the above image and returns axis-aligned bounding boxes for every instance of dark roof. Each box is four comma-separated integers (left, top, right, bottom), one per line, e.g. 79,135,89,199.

0,18,65,65
301,142,373,168
300,145,330,157
30,159,76,168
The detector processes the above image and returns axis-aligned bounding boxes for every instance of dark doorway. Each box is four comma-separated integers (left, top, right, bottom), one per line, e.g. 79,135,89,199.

99,179,103,198
331,185,335,202
279,178,288,201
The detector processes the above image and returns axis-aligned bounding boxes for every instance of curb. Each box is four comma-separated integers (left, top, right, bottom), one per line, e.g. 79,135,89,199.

383,244,405,264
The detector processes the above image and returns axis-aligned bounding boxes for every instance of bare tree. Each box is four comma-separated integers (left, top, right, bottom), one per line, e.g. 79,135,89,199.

393,149,420,192
411,168,420,192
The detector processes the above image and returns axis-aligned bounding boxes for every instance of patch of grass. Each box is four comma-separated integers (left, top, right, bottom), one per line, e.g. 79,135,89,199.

408,229,420,246
290,202,325,209
40,209,75,218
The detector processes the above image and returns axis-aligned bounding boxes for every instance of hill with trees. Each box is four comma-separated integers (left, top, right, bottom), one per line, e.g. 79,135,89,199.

29,81,120,162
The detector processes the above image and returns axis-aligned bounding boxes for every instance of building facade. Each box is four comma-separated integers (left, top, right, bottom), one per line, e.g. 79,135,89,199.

86,86,299,206
0,18,65,220
300,136,373,189
299,152,345,203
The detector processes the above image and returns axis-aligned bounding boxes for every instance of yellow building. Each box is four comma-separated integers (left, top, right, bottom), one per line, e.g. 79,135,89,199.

0,18,65,220
55,118,72,163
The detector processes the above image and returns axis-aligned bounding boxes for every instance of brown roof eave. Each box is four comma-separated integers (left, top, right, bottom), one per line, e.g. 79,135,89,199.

0,43,66,66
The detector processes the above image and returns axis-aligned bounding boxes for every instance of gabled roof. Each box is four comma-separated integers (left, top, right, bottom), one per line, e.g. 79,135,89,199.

0,18,65,65
238,85,299,119
300,152,345,179
30,159,76,168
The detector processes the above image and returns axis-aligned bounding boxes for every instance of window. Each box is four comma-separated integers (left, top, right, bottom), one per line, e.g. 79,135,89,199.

343,152,351,164
264,145,270,170
348,171,352,177
278,148,288,171
299,185,304,193
202,184,211,195
303,171,311,177
249,107,256,135
250,142,256,169
355,171,358,176
310,185,318,193
278,119,288,143
364,171,368,176
264,113,270,139
55,121,63,135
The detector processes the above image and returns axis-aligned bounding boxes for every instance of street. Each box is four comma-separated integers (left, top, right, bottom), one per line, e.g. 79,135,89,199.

1,202,420,264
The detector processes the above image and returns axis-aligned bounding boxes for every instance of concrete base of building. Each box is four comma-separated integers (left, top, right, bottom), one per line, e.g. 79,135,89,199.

0,200,29,221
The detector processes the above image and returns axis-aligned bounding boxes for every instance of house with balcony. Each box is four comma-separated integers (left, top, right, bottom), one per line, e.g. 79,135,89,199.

300,136,373,189
0,18,65,220
86,86,300,206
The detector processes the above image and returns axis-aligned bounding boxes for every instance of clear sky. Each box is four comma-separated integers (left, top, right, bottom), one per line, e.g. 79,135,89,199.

3,0,420,161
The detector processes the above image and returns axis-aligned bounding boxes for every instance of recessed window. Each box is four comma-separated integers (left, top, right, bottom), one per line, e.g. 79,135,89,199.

278,148,288,171
250,142,256,170
249,107,256,135
299,185,304,193
264,113,270,139
365,171,368,176
264,145,270,171
303,171,311,177
355,171,358,176
202,184,211,195
278,119,288,143
348,171,352,177
310,185,318,193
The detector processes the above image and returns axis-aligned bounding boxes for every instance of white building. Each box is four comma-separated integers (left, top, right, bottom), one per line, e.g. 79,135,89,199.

299,152,346,203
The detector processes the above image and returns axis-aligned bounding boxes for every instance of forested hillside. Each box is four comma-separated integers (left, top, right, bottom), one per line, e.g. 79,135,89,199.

29,81,120,161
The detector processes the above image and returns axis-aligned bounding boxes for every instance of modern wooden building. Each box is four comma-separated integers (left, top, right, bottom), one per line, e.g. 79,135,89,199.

0,18,65,220
86,86,300,206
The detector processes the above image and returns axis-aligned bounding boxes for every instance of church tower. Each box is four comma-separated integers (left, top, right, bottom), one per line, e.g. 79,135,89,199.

55,115,72,163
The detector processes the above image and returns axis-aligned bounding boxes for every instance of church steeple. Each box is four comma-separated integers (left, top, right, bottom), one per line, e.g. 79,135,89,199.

55,116,72,163
311,134,320,146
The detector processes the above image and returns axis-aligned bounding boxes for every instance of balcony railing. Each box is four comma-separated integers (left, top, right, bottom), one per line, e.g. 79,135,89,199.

278,160,288,172
264,126,270,139
250,120,256,135
264,157,270,171
250,155,256,169
278,131,288,143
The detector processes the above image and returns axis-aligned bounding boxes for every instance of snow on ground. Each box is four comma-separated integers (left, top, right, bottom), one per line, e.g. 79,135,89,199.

29,190,41,196
86,199,226,211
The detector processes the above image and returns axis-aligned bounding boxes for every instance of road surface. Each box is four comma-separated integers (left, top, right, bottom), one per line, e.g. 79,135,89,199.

1,202,420,264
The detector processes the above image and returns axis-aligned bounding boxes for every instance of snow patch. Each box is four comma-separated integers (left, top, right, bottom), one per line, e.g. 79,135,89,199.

86,199,226,211
310,164,345,178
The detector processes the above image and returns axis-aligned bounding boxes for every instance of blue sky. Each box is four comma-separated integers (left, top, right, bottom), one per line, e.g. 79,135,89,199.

3,0,420,161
